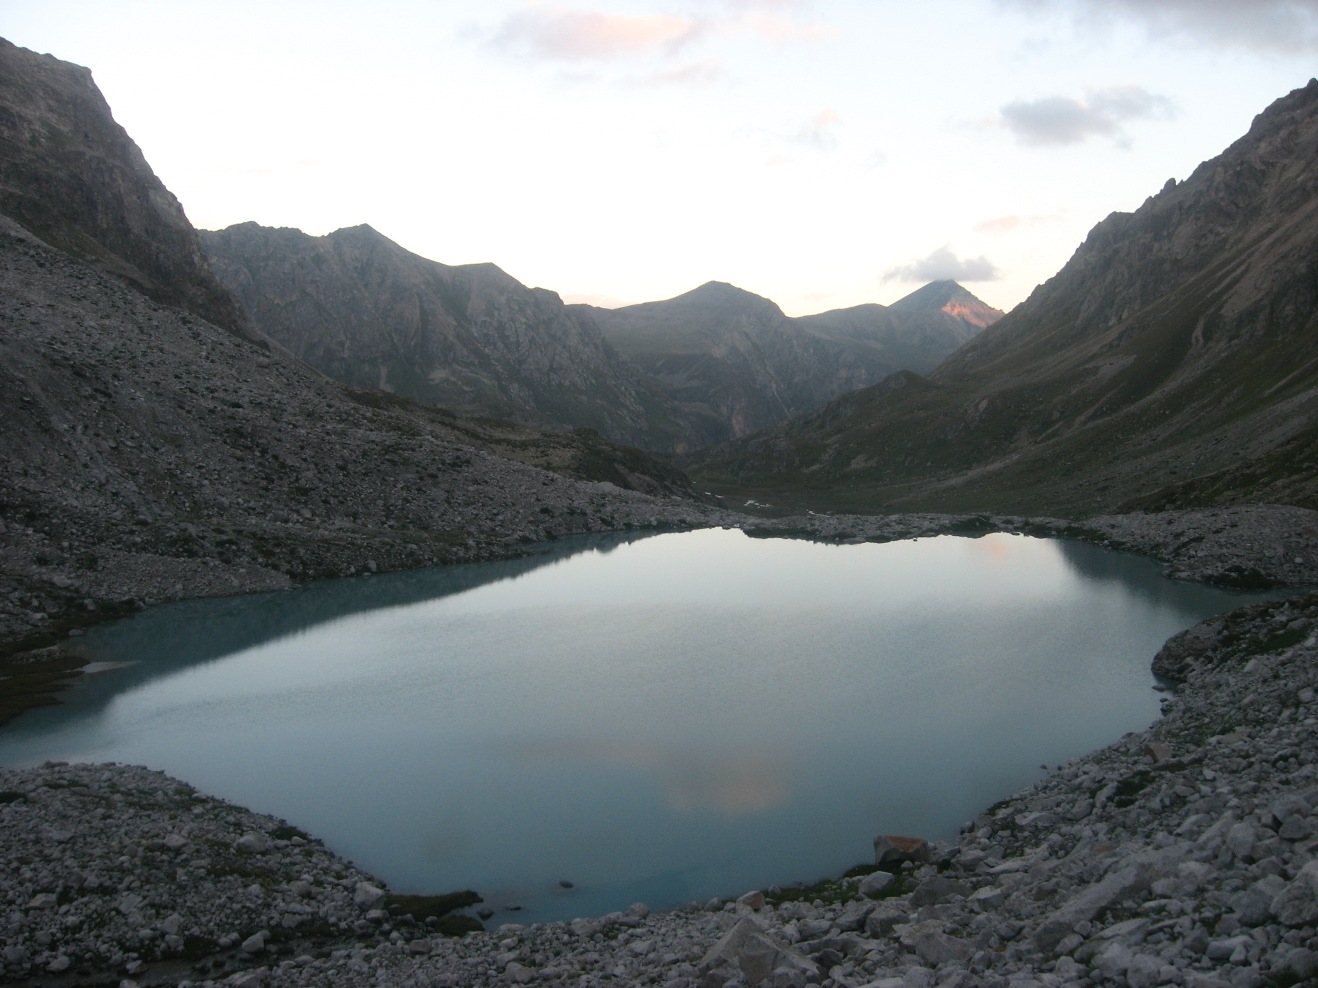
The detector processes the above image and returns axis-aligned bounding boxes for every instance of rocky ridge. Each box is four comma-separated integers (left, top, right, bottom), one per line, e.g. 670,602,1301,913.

3,573,1314,987
586,281,998,452
199,223,684,450
0,39,249,337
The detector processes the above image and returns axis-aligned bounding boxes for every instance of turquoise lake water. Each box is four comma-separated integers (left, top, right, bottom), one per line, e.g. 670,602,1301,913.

0,529,1271,923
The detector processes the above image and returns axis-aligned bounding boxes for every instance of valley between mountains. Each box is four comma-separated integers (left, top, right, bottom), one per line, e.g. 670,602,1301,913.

1,34,1317,988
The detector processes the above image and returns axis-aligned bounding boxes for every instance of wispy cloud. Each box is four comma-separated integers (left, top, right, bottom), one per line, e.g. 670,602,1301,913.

793,108,841,149
490,3,834,66
884,247,1001,284
998,85,1176,147
634,61,723,87
973,212,1061,234
1000,0,1318,55
492,7,703,60
731,10,838,44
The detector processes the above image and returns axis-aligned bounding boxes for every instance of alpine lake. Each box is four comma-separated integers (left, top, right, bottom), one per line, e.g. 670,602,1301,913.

0,529,1279,924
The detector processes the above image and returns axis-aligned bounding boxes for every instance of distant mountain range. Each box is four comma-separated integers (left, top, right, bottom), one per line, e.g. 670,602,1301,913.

691,79,1318,516
201,224,999,453
581,279,998,452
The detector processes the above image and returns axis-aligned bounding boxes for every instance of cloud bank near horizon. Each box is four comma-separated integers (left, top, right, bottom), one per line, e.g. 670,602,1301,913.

884,247,1002,285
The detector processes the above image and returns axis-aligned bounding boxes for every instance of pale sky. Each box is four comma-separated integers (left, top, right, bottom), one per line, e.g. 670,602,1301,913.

4,1,1316,316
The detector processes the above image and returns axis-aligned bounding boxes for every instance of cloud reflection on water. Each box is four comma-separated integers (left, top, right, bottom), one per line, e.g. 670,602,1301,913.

499,736,792,817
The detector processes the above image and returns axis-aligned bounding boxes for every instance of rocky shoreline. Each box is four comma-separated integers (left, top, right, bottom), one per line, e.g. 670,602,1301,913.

1,506,1316,986
7,503,1317,726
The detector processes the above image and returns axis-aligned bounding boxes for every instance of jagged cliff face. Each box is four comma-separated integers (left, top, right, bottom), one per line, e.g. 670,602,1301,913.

586,280,997,451
0,40,249,337
694,80,1318,517
200,223,683,450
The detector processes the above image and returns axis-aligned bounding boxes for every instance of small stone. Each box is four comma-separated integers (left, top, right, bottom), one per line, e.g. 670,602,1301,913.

353,881,386,910
235,831,271,853
1271,859,1318,926
1225,821,1257,859
859,870,896,898
1143,741,1173,763
505,960,534,983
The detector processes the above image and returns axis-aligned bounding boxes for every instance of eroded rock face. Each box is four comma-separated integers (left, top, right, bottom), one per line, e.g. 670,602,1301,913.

0,39,249,337
200,222,682,449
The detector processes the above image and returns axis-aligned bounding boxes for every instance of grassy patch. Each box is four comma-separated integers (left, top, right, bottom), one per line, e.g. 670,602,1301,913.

1113,770,1155,808
271,824,317,843
764,867,909,908
386,890,484,935
1252,626,1308,654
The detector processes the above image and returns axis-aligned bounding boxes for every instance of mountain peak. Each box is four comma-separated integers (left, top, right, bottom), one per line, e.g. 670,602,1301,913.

0,39,250,336
890,281,1003,329
683,280,770,302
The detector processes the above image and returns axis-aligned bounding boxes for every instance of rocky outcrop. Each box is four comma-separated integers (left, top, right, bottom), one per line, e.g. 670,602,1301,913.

200,222,683,450
0,40,249,337
694,80,1318,517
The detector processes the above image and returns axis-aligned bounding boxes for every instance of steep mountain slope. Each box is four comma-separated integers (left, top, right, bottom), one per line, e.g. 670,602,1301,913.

201,222,685,450
694,80,1318,517
0,41,716,659
0,39,249,337
585,280,998,451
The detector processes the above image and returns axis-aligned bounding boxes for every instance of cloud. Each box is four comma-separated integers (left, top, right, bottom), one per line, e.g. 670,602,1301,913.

636,61,723,87
490,4,834,65
732,11,838,43
492,7,703,60
999,85,1175,147
883,247,1001,284
973,212,1060,234
1000,0,1318,55
793,108,841,149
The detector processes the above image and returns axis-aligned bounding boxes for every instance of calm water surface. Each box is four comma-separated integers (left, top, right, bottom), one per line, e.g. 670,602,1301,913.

0,529,1271,922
